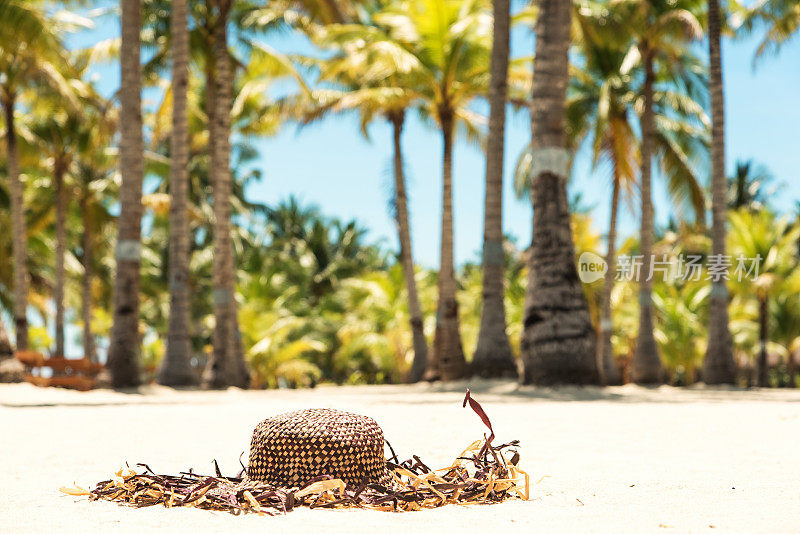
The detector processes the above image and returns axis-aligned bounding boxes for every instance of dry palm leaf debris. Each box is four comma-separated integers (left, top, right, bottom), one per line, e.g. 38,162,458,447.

61,389,529,515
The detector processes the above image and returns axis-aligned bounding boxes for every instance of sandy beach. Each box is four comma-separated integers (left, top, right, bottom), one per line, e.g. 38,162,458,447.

1,381,798,533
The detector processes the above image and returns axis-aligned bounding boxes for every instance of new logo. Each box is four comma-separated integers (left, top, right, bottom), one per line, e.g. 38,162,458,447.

578,251,607,283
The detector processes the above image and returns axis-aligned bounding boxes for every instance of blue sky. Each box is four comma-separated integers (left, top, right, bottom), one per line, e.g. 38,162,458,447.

67,5,800,268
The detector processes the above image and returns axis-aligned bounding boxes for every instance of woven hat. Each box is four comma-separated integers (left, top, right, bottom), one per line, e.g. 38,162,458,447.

68,390,529,514
246,408,392,488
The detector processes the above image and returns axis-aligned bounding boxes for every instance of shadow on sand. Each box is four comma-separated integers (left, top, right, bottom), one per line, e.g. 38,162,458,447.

2,379,799,408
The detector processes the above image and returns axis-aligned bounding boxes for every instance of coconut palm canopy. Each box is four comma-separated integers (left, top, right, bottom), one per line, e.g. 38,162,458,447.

0,0,798,389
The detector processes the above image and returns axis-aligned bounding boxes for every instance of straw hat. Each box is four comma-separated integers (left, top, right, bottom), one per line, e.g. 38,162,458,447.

66,390,529,514
246,408,392,488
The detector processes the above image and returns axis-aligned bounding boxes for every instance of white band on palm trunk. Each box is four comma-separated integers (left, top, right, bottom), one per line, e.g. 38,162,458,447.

530,147,571,180
710,284,728,298
484,240,504,266
213,288,233,306
116,240,141,261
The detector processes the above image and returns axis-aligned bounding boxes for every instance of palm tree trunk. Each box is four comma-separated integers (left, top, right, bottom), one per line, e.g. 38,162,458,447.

202,61,222,379
0,318,12,358
218,0,249,389
389,111,429,383
160,0,197,386
631,50,663,384
54,160,67,358
757,295,768,387
108,0,144,387
426,111,466,381
686,363,696,386
520,0,597,385
598,157,621,385
703,0,736,385
0,315,24,382
203,0,249,389
472,0,516,379
80,189,97,363
2,93,29,351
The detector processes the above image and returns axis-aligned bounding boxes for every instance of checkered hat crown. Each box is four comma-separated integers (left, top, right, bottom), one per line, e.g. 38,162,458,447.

247,408,390,488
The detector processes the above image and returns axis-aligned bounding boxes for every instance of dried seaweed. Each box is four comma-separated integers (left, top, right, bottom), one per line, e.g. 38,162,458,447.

61,389,529,515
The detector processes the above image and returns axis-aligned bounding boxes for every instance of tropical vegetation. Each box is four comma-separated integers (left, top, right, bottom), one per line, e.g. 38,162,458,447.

0,0,798,389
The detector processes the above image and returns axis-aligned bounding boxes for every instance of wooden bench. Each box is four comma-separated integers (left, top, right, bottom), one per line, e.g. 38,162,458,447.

16,351,104,391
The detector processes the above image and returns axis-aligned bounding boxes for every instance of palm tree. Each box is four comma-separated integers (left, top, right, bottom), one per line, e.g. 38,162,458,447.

471,0,516,378
72,100,116,364
301,17,430,382
159,0,199,386
571,73,635,384
239,200,400,385
653,281,708,385
0,0,77,351
515,10,708,383
108,0,145,387
703,0,735,384
632,21,662,385
140,3,295,382
735,0,800,61
0,318,23,382
615,0,704,384
79,170,98,363
54,153,67,359
2,92,29,351
0,154,63,356
29,112,78,359
27,88,100,359
376,0,491,381
520,0,598,385
566,17,640,385
727,159,775,210
770,289,800,387
137,0,296,386
0,319,12,359
0,205,19,375
389,109,430,382
728,210,800,387
203,0,250,389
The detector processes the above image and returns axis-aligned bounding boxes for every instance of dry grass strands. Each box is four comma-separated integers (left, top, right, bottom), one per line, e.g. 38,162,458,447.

61,390,529,515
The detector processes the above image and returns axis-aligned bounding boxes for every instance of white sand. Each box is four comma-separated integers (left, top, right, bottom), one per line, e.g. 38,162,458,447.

1,381,798,533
